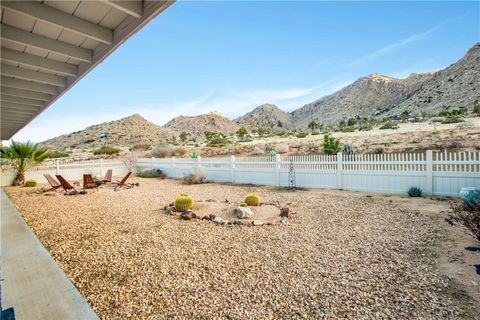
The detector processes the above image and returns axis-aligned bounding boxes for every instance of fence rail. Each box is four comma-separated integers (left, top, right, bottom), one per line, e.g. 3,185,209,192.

137,150,480,196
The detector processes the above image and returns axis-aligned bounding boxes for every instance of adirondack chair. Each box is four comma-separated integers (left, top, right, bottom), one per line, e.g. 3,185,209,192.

55,175,79,195
44,174,61,192
102,169,113,183
114,172,133,191
83,174,98,190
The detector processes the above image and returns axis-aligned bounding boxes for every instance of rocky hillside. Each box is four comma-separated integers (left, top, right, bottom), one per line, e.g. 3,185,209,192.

292,43,479,128
292,73,434,128
162,111,239,141
40,114,174,150
234,104,293,131
393,43,480,115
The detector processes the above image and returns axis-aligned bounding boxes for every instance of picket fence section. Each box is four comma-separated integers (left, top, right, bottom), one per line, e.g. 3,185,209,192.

137,150,480,196
1,158,129,186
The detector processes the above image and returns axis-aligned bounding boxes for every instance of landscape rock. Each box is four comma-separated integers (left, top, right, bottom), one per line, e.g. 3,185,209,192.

235,206,254,219
252,220,264,226
280,207,291,218
181,211,195,220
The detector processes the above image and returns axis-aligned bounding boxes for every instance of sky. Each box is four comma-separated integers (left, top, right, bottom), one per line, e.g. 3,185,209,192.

9,0,480,143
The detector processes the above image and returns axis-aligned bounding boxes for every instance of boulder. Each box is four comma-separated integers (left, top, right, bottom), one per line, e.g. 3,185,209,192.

213,216,226,225
252,220,264,226
181,211,195,220
235,206,254,219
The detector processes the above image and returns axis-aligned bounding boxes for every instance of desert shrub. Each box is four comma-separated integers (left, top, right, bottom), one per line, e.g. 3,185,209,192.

449,191,480,242
25,179,37,187
245,193,261,206
450,140,465,149
46,150,70,158
251,146,265,155
407,186,423,197
296,132,308,138
151,145,173,158
130,143,151,151
323,134,341,155
236,126,249,139
93,145,120,155
374,147,384,154
174,146,186,157
174,194,194,212
311,131,320,135
474,99,480,115
340,126,355,133
442,115,463,124
379,122,399,130
137,169,166,179
191,151,201,158
84,139,95,144
358,124,373,131
182,168,206,185
275,144,289,154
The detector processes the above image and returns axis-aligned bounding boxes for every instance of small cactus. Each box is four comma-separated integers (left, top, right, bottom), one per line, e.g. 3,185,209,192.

240,202,248,207
407,186,423,197
174,194,194,212
244,193,261,206
25,179,37,187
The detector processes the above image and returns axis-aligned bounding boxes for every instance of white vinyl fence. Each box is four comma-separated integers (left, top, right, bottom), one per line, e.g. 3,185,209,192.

137,150,480,196
1,158,129,186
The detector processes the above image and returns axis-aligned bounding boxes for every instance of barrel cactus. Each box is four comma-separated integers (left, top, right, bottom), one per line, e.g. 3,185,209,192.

240,202,248,207
244,193,261,206
174,194,194,212
407,186,423,197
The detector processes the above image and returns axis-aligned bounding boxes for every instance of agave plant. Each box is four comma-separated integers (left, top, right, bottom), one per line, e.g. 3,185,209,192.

1,141,50,186
462,190,480,210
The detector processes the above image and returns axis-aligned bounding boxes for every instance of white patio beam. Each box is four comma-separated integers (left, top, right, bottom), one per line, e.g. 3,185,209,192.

1,87,51,101
100,0,142,18
1,1,113,44
2,63,66,87
1,49,78,77
1,102,42,112
1,95,44,107
2,76,58,95
1,25,93,63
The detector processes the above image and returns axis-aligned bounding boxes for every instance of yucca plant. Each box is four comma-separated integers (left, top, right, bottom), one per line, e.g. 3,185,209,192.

1,141,49,186
407,186,423,197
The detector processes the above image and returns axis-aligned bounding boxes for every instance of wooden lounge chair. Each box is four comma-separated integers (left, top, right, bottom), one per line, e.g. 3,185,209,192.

114,172,133,191
56,175,79,195
44,174,61,192
102,169,113,183
83,174,98,190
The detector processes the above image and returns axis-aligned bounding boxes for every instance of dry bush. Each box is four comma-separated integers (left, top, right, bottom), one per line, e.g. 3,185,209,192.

151,145,174,158
182,168,206,185
251,145,265,155
174,146,186,157
449,201,480,242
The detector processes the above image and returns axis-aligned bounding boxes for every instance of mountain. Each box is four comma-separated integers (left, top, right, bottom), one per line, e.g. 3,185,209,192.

40,114,175,150
162,111,239,141
234,104,293,130
393,43,480,115
292,43,479,128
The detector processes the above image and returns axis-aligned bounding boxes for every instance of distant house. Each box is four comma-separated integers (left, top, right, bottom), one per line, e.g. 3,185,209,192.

100,132,110,139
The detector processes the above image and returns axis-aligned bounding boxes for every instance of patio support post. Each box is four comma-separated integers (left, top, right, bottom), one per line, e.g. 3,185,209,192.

55,159,60,175
425,150,433,195
336,152,343,189
275,154,281,186
230,155,235,183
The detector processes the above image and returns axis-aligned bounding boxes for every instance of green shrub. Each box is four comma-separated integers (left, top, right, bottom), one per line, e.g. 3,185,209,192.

407,186,423,197
93,145,120,155
130,143,151,151
84,139,95,144
136,169,166,178
25,179,37,187
358,124,373,131
379,122,399,130
441,115,463,124
296,132,308,138
46,150,70,158
311,131,320,135
323,134,341,155
340,126,355,133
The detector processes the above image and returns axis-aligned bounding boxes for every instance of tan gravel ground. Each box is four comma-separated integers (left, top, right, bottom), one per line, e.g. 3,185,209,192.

3,179,476,319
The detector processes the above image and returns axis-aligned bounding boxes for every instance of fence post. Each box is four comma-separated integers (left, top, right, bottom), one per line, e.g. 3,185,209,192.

230,155,235,183
425,150,433,195
336,152,343,189
99,158,103,176
172,156,176,177
55,159,60,175
275,154,281,186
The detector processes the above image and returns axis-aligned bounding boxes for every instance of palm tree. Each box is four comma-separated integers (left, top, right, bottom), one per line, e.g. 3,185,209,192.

1,141,50,186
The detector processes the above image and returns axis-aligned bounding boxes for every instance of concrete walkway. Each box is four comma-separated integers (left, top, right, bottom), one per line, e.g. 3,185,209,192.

1,189,98,319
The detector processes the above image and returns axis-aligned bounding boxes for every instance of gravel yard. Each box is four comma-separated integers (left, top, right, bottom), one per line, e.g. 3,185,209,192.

4,178,475,319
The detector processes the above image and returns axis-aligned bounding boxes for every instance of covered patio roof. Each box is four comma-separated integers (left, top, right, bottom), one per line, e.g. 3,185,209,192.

1,0,174,140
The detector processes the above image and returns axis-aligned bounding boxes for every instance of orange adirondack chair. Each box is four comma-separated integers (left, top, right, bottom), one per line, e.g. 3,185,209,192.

56,175,79,195
44,174,61,192
102,169,113,183
83,174,98,190
114,172,132,191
